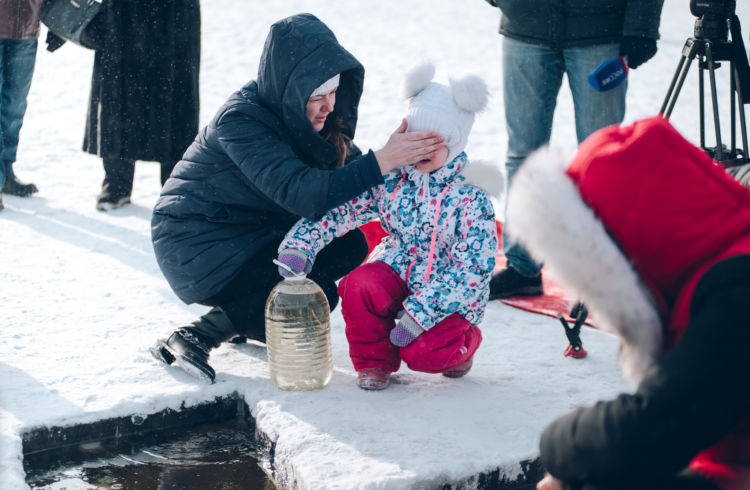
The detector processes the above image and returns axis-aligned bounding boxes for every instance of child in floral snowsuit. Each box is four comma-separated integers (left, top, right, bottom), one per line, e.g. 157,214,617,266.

277,63,499,390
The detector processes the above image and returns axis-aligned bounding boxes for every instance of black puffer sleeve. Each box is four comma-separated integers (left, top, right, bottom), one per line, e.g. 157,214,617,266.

539,255,750,486
216,110,382,221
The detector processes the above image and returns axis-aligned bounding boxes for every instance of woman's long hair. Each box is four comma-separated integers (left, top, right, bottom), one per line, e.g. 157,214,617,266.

322,117,352,168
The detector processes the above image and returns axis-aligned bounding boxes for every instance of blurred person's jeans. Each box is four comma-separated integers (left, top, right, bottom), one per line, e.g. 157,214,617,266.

0,39,38,187
501,37,626,276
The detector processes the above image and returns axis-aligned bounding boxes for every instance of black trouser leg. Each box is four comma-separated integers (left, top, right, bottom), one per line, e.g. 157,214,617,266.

180,306,239,348
160,160,177,186
102,157,135,197
204,228,369,342
206,245,279,343
307,228,369,309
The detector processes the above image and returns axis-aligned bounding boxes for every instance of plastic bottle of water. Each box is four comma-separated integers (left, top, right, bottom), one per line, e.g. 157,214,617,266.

264,275,333,390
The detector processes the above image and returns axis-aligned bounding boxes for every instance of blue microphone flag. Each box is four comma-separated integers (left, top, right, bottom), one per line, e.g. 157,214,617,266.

588,56,628,92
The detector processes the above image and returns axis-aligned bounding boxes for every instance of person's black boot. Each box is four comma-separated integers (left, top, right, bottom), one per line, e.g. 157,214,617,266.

488,267,543,300
151,328,217,383
150,307,238,383
96,185,131,211
97,158,134,211
3,173,39,197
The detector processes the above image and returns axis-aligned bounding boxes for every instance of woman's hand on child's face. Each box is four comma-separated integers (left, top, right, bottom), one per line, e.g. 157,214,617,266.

374,119,446,175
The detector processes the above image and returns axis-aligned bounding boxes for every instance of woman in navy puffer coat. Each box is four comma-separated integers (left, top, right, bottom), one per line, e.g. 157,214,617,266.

149,13,445,382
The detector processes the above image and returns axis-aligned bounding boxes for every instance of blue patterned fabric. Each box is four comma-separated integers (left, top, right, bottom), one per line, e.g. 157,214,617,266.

280,153,498,330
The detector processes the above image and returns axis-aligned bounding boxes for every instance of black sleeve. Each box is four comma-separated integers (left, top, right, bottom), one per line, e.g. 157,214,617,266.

540,256,750,486
216,111,383,221
323,150,382,213
622,0,665,39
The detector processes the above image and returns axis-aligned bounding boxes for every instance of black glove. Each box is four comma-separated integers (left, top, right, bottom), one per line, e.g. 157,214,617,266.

45,31,66,52
619,36,657,69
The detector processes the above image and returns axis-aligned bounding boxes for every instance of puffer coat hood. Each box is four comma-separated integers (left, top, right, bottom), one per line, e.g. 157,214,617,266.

256,12,364,167
152,13,381,305
506,116,750,381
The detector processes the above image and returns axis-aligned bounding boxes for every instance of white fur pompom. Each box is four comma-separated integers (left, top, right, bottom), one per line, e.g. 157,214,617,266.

401,62,435,100
461,159,504,199
450,74,489,113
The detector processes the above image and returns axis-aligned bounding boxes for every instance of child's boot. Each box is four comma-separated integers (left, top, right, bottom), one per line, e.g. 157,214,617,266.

442,357,473,378
357,368,391,390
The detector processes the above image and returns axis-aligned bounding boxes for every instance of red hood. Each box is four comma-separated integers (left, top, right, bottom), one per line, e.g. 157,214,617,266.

505,116,750,383
566,116,750,307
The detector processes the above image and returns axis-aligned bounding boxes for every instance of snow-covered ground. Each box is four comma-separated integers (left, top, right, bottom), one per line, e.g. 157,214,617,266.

3,1,749,488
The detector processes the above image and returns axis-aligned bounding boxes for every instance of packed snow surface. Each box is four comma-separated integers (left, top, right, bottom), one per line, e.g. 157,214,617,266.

3,0,748,488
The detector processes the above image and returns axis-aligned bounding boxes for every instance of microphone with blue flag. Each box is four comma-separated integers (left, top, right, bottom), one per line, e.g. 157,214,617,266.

588,56,628,92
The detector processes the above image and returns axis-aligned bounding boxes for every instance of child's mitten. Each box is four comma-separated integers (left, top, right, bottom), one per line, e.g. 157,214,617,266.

389,311,423,347
276,249,312,278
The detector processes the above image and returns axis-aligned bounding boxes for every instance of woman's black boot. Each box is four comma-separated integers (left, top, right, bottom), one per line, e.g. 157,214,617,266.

150,307,238,383
151,328,217,383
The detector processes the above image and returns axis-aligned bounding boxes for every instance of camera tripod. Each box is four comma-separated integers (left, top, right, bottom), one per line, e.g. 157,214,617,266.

660,14,750,166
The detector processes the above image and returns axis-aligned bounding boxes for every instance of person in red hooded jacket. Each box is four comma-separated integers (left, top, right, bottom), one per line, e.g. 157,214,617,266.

504,116,750,490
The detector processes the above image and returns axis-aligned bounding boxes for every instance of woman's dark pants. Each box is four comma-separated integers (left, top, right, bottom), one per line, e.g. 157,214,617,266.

183,229,369,347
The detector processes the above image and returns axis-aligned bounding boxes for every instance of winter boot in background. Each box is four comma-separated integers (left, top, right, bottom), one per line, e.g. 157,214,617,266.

96,185,131,211
150,306,238,383
488,266,543,300
3,173,38,197
96,158,134,211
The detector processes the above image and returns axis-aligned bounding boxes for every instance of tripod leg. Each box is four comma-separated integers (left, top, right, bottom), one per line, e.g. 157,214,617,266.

733,64,750,162
731,63,737,154
661,55,694,118
661,39,701,118
660,55,689,116
700,64,706,149
705,43,725,161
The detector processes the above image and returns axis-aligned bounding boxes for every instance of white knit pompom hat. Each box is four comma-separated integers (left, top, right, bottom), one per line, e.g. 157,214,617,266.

401,62,489,164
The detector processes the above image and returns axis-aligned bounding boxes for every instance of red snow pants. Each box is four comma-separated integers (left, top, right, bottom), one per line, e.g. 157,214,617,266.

337,261,482,373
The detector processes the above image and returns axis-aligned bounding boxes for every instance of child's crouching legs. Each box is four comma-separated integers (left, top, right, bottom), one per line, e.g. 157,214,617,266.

400,313,482,374
338,261,408,373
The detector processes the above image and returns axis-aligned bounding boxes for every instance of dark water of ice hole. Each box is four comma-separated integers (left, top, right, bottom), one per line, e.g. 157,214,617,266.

26,421,276,490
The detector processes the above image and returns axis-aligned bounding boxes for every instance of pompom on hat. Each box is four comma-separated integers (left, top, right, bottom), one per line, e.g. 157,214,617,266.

401,62,489,164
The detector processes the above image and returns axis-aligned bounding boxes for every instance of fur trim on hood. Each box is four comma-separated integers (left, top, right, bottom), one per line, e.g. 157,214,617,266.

505,146,662,384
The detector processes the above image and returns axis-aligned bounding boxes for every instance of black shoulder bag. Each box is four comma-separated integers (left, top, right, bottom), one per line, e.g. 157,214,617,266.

40,0,103,49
